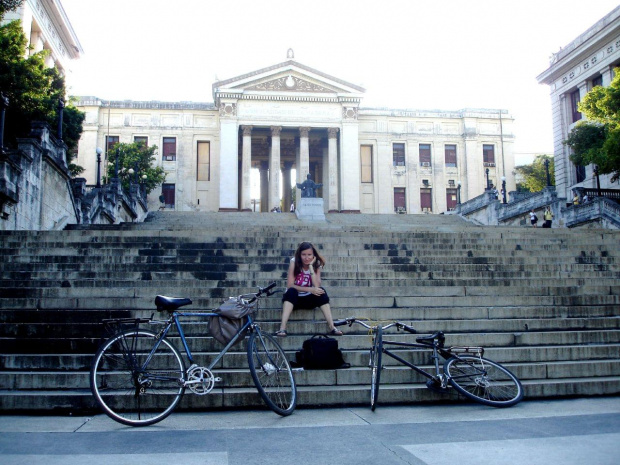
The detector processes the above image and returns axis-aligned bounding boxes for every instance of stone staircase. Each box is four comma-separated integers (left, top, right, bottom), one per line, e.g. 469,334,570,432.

0,212,619,412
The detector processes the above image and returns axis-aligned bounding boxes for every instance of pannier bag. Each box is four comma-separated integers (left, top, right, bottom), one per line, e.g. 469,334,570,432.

208,296,257,346
295,334,350,369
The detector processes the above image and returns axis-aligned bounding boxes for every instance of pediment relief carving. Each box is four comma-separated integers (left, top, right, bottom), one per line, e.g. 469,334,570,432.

245,75,341,93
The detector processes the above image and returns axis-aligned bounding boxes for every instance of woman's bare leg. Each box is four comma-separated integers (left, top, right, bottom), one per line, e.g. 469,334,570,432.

279,301,294,332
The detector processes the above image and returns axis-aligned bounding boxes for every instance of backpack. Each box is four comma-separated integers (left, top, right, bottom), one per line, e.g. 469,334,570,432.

295,334,350,369
208,296,257,346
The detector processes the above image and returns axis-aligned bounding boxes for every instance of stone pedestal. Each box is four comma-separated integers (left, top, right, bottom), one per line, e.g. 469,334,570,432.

295,197,325,221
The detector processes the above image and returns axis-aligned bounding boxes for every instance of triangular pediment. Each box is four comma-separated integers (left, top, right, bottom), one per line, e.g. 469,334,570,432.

213,60,364,103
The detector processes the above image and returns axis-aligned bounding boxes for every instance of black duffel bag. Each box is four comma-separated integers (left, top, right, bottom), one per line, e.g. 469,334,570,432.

296,334,350,369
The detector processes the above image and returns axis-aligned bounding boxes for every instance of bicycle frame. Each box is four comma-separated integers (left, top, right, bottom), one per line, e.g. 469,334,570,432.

142,310,257,377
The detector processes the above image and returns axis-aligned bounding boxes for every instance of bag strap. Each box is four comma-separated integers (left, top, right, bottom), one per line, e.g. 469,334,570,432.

310,334,331,340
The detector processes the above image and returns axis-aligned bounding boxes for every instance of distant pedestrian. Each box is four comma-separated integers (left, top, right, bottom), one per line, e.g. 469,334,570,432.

573,194,579,205
583,194,589,203
290,202,295,212
158,194,165,211
543,206,553,228
529,210,538,228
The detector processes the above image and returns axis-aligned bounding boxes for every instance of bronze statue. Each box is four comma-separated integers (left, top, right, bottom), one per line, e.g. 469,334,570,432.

296,174,322,198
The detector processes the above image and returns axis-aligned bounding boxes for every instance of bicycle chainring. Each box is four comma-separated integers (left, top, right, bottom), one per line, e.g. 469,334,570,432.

186,365,216,395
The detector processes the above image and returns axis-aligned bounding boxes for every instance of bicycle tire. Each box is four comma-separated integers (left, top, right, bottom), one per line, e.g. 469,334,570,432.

90,328,186,426
247,330,297,416
444,354,523,407
370,325,383,411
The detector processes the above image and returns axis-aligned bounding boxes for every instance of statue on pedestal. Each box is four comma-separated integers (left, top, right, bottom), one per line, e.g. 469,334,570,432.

296,173,322,198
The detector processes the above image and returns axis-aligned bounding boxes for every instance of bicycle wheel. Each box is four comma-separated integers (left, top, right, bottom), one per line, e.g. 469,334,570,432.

444,355,523,407
370,325,383,411
247,330,296,416
90,329,186,426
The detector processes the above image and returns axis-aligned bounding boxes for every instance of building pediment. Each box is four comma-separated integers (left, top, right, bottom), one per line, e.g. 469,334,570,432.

213,60,364,105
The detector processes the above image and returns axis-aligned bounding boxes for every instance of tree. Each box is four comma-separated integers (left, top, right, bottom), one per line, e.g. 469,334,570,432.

0,8,84,174
564,71,620,182
106,141,166,194
514,154,555,192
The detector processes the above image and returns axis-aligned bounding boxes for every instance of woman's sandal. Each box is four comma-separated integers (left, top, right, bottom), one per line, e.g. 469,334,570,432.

275,329,288,337
329,328,343,336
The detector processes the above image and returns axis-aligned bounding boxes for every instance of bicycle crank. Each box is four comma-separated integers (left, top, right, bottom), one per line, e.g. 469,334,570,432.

185,365,221,395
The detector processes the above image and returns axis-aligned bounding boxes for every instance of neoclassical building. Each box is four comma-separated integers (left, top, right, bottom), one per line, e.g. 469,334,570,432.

537,5,620,200
75,57,515,215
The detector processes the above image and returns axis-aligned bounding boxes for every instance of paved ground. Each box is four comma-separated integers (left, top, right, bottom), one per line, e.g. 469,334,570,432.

1,397,619,465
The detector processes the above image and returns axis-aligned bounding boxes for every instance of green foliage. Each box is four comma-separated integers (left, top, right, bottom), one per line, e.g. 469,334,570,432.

514,155,554,192
106,142,166,194
565,71,620,182
0,0,23,17
0,16,84,172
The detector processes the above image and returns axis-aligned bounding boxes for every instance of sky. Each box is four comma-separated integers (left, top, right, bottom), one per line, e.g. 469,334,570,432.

61,0,620,165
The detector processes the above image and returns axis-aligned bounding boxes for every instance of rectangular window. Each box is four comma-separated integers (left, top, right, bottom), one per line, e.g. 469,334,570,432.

360,145,373,183
444,144,457,167
197,141,210,181
163,137,177,161
446,188,457,211
570,89,582,123
420,188,432,212
483,144,495,166
592,75,603,88
394,187,406,213
392,143,405,166
575,164,586,183
419,144,431,166
106,135,119,154
162,183,175,208
134,136,148,147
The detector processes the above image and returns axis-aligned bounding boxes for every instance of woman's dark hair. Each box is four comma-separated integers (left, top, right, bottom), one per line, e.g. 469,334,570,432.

293,242,326,276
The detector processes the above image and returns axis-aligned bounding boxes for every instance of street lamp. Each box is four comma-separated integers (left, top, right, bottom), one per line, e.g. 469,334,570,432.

544,158,551,187
593,165,601,197
95,147,103,188
485,168,490,190
457,180,462,205
501,176,507,204
0,92,9,155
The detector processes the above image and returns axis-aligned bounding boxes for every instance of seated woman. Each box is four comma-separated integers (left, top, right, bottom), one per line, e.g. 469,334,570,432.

276,241,343,337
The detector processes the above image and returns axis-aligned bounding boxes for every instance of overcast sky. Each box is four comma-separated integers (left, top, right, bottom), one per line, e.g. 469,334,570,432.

61,0,620,164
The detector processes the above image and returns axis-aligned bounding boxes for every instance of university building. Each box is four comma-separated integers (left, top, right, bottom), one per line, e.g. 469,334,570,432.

75,56,515,215
537,5,620,200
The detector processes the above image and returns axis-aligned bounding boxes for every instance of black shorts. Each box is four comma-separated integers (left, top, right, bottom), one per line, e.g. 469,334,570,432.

282,287,329,309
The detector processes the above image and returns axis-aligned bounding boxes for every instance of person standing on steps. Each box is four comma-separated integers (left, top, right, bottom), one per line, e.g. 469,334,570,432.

529,210,538,228
276,241,343,337
543,206,554,228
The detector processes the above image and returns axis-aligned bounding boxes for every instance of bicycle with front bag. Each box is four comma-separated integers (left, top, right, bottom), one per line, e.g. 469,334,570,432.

334,317,523,411
90,282,296,426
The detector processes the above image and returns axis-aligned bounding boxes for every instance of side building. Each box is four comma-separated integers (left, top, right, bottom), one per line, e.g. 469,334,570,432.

75,59,515,215
537,6,620,201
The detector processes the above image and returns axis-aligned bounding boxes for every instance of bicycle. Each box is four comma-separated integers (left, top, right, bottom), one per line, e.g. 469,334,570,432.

90,282,296,426
334,318,523,411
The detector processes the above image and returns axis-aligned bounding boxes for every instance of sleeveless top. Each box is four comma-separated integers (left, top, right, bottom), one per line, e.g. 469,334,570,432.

291,258,312,296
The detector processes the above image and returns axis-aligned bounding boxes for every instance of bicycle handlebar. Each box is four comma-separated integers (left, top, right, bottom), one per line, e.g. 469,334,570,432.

333,317,417,334
247,282,278,303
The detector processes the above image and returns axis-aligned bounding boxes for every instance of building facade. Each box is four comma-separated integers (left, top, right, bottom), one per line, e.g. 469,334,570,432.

3,0,82,74
537,6,620,201
75,59,515,215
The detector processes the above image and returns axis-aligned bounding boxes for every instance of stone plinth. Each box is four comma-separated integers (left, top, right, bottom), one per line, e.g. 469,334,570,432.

295,197,325,221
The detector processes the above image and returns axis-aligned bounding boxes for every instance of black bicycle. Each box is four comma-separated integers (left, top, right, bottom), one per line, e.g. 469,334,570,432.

334,318,523,411
90,283,296,426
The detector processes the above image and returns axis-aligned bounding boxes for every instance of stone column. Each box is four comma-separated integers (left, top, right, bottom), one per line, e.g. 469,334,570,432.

327,127,339,212
340,123,361,212
283,162,293,211
259,161,269,212
240,125,252,211
269,126,282,211
219,118,239,211
298,127,310,183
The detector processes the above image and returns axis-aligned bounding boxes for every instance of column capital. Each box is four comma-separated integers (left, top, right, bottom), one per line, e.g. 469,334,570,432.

328,127,339,139
299,127,310,138
242,125,253,136
271,126,282,137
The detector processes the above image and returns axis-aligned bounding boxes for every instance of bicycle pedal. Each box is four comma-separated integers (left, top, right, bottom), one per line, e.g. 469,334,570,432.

426,379,450,394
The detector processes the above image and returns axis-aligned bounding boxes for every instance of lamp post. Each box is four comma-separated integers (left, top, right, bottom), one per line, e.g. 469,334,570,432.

544,158,551,187
457,180,462,205
594,165,601,197
57,99,64,141
0,92,8,155
485,168,490,190
95,147,103,188
501,176,507,204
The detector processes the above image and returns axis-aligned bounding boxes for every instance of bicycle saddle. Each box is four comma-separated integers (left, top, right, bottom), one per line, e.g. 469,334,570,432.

155,295,193,312
416,331,445,344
